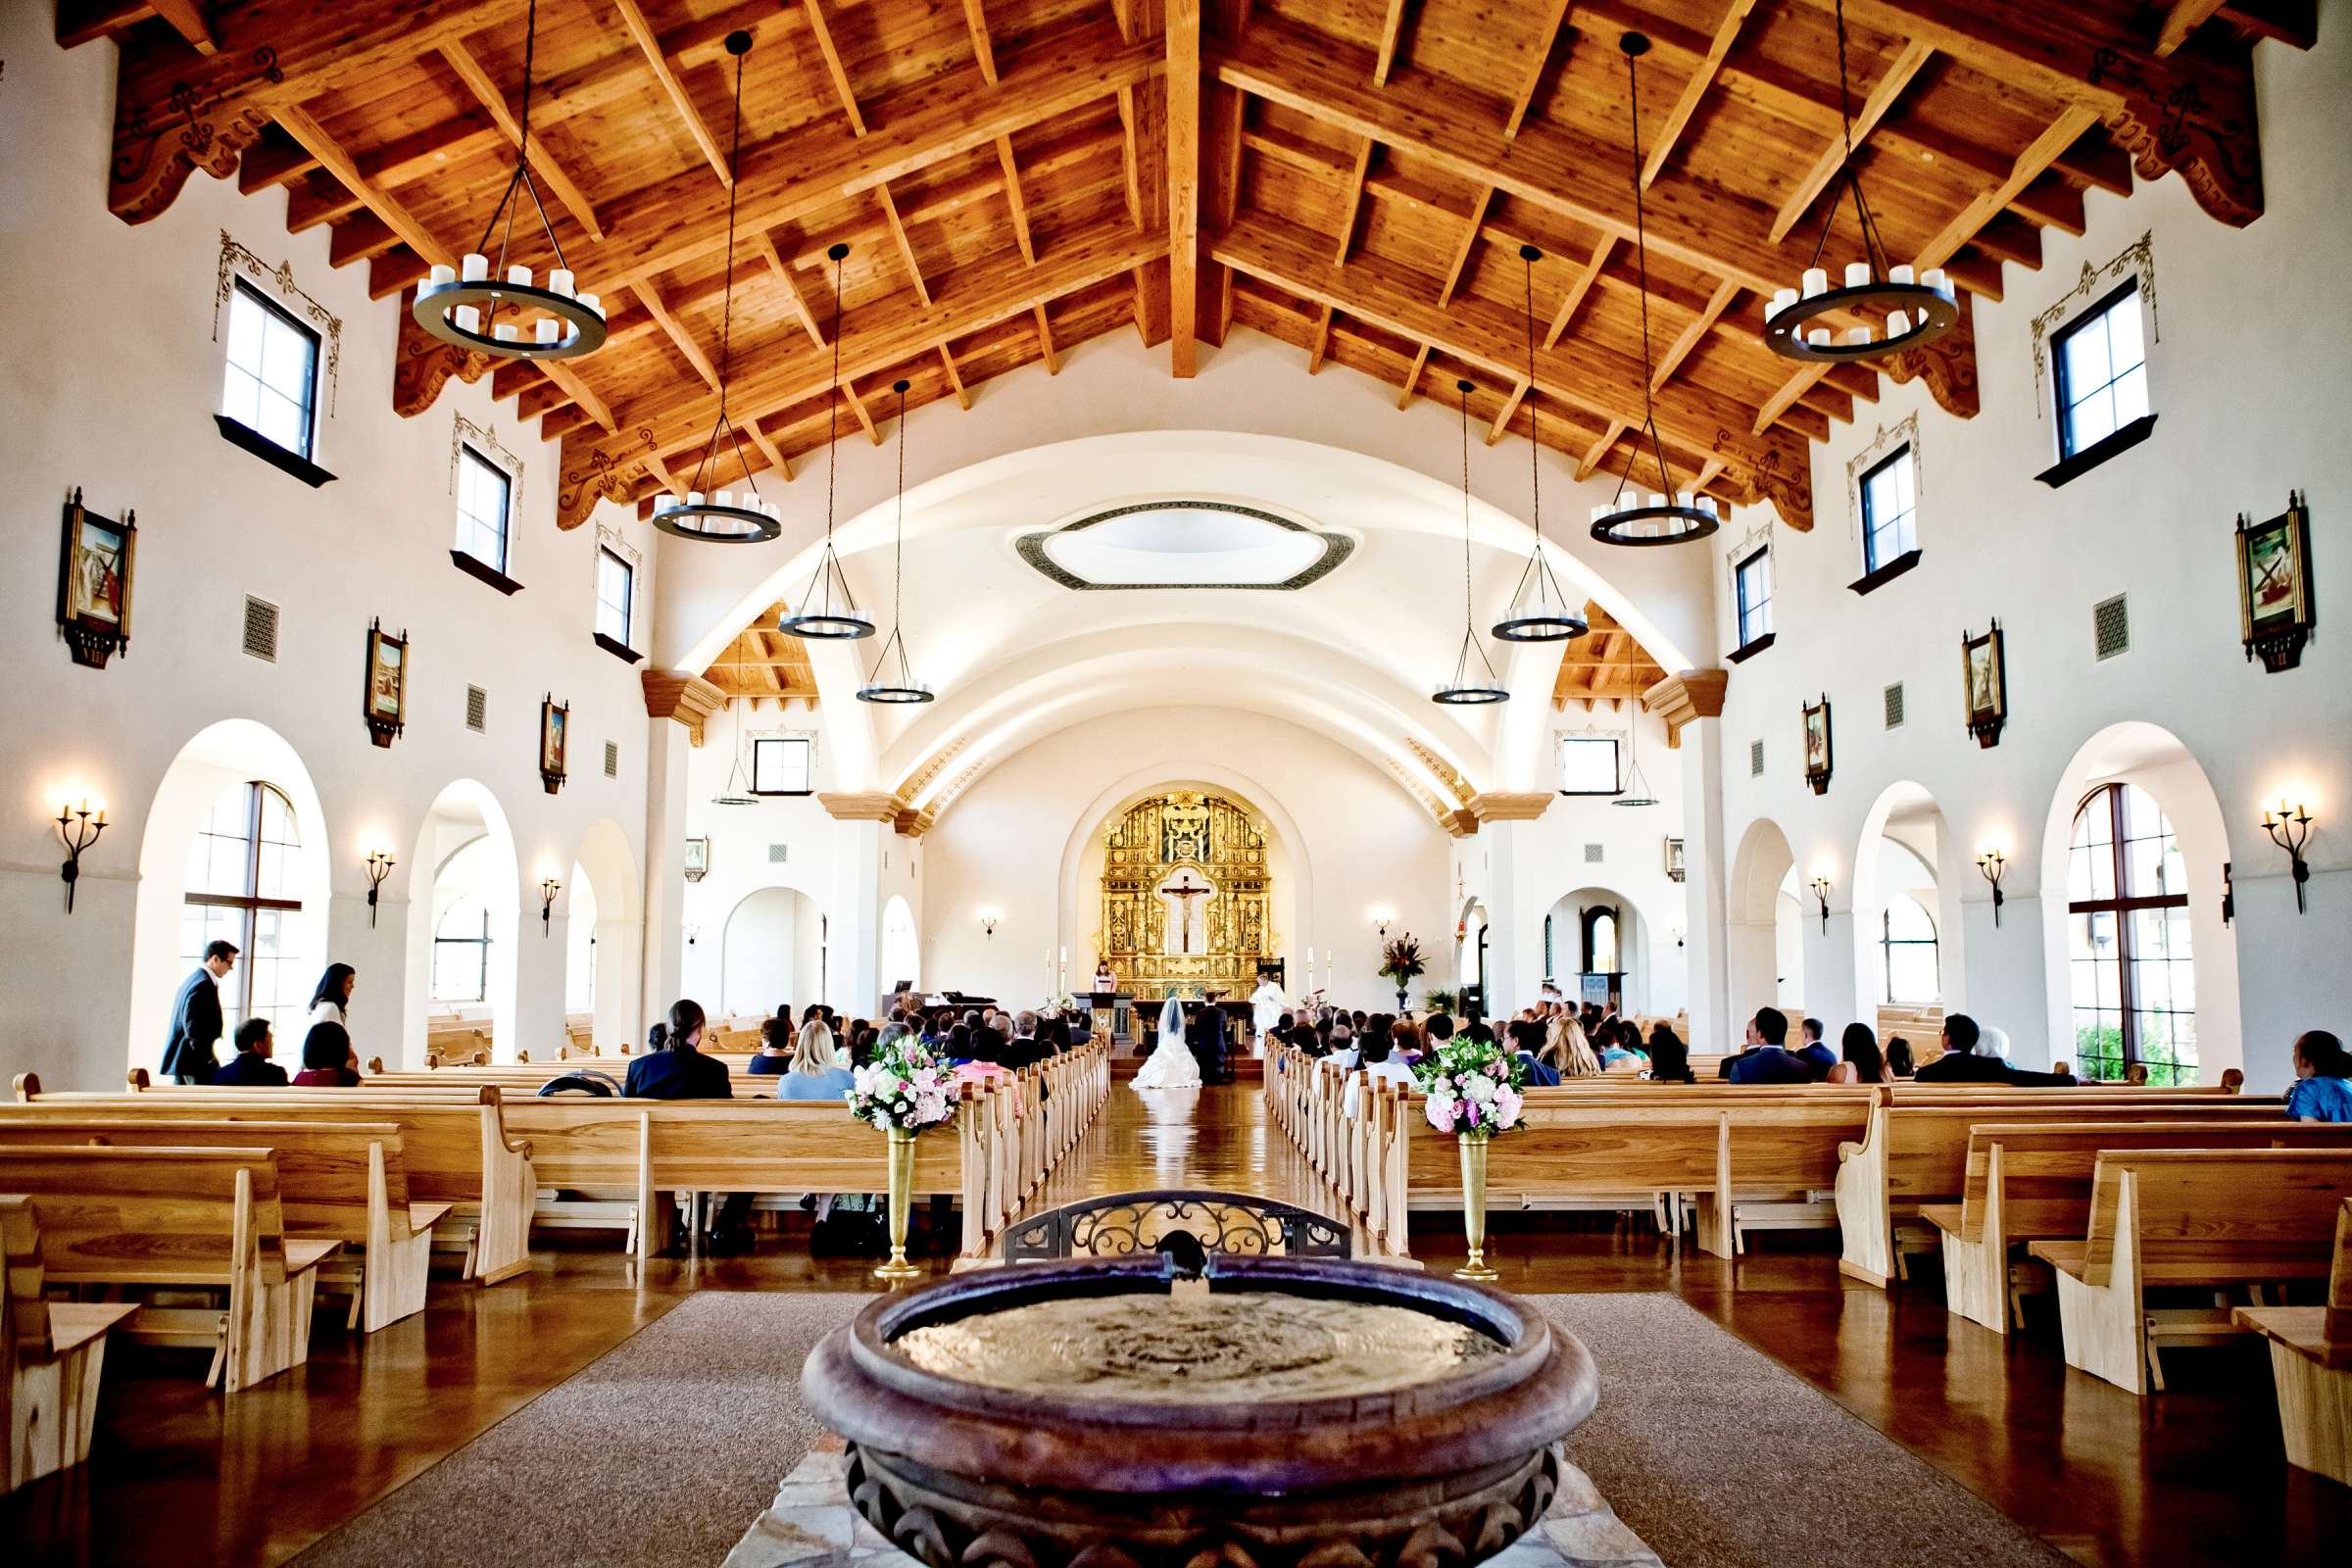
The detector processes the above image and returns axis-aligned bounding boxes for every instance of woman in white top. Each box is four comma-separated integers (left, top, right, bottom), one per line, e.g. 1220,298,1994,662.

306,963,356,1030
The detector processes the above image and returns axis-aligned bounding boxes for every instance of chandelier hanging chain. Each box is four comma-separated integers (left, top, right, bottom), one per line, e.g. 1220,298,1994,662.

894,379,906,633
474,0,570,321
693,42,758,500
1459,381,1477,642
826,250,845,546
1805,0,1890,281
1524,250,1541,546
1624,40,1676,504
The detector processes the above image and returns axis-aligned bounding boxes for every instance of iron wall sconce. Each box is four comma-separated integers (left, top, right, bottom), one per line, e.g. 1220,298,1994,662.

540,877,562,935
685,925,701,948
1809,876,1832,933
56,800,107,912
1976,850,2007,927
2262,802,2315,912
1373,913,1394,939
366,851,396,927
980,913,999,939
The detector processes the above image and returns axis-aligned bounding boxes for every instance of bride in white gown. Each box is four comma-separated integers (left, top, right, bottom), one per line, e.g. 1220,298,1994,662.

1131,995,1202,1090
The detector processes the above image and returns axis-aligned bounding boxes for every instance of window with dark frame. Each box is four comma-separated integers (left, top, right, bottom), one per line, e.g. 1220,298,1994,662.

431,903,492,1004
1859,445,1918,572
595,545,634,646
180,780,309,1040
456,446,513,575
1557,736,1621,796
1880,895,1939,1004
752,735,814,796
2052,280,2149,459
2067,781,2197,1084
1734,547,1773,648
220,281,321,461
1581,906,1619,974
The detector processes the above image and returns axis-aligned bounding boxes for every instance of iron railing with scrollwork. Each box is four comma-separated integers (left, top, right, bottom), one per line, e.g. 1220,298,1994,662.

1002,1189,1351,1263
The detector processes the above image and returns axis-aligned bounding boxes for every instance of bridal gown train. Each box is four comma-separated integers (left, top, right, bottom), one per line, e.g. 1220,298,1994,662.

1131,998,1202,1091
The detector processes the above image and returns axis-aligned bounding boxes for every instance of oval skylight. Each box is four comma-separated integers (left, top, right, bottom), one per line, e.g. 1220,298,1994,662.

1017,501,1352,591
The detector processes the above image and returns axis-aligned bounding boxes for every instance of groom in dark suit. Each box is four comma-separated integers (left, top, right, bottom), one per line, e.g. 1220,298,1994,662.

162,940,238,1083
1186,1002,1229,1085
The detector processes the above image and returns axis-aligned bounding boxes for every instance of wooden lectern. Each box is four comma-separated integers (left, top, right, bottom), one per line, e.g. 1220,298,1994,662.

1089,991,1135,1044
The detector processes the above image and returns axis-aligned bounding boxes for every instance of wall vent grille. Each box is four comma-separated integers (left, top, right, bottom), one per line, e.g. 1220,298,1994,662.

603,741,619,777
241,596,279,662
1583,843,1604,863
466,685,488,732
2093,594,2131,660
1884,682,1906,729
1750,739,1765,776
768,844,789,863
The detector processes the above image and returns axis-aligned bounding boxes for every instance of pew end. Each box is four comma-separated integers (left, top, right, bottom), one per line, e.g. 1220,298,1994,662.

3,1195,140,1494
2234,1198,2352,1487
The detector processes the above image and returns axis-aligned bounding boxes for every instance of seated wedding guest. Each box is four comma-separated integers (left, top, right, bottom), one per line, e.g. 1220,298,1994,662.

1645,1028,1696,1084
292,1021,362,1087
212,1017,288,1087
2121,1061,2151,1086
774,1002,796,1025
1344,1033,1421,1115
943,1022,974,1059
747,1017,794,1075
1598,1021,1647,1073
778,1020,858,1102
307,963,357,1031
1390,1017,1425,1060
1717,1014,1764,1079
625,1000,733,1100
1794,1018,1836,1079
1323,1025,1360,1072
1425,1013,1457,1045
1729,1008,1810,1084
1914,1015,2006,1082
1515,1031,1563,1086
1558,1021,1603,1078
1825,1022,1888,1085
850,1022,879,1066
1002,1010,1049,1070
1886,1036,1917,1078
2286,1030,2352,1122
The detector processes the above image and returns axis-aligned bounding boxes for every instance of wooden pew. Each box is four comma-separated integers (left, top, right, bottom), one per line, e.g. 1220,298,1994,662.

0,1147,337,1392
2234,1199,2352,1487
1832,1088,2276,1286
2,1196,138,1494
2028,1148,2352,1393
12,1076,536,1287
1924,1121,2352,1332
0,1119,448,1332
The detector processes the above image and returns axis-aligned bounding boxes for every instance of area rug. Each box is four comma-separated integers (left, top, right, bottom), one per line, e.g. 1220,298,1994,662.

292,1292,2067,1568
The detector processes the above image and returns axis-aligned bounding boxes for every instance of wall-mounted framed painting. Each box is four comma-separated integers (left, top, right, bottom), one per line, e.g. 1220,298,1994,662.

364,619,408,747
57,489,135,668
683,836,710,882
2236,492,2313,672
540,696,569,794
1663,837,1686,883
1801,695,1833,796
1960,621,2006,748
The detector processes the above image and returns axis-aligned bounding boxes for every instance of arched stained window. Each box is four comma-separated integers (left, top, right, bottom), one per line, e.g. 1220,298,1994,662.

1880,895,1939,1004
2068,782,2196,1084
181,781,309,1037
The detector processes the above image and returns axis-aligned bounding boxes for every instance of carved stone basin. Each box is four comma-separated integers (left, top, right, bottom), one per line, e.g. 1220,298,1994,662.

801,1255,1598,1568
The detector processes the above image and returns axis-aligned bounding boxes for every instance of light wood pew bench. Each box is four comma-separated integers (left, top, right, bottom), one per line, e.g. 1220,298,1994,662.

3,1195,139,1494
2028,1147,2352,1394
1924,1121,2352,1333
2234,1198,2352,1488
0,1147,338,1393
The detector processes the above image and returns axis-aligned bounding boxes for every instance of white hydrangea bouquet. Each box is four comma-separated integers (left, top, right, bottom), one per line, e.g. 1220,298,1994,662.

849,1036,958,1133
1044,991,1079,1015
1411,1034,1528,1140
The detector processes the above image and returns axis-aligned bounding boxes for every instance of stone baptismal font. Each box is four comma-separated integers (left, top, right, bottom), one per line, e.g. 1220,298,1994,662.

802,1250,1599,1568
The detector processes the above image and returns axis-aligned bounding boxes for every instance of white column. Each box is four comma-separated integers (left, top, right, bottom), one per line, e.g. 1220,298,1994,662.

640,714,690,1032
1677,716,1731,1053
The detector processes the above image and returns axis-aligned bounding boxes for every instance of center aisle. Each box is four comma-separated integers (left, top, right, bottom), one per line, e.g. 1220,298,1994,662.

1009,1080,1348,1231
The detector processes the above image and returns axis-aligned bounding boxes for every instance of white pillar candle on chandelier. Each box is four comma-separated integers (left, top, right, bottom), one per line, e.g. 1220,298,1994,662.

461,252,488,282
1889,264,1915,287
548,269,575,298
494,322,518,342
1807,326,1831,347
535,318,560,345
1845,325,1872,347
1801,267,1829,298
453,305,480,334
1770,287,1797,317
1887,309,1911,337
428,264,456,288
1844,261,1872,289
506,264,532,289
1922,268,1950,298
577,291,602,318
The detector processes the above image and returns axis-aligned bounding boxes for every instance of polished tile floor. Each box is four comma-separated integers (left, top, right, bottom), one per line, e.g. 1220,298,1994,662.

6,1085,2344,1566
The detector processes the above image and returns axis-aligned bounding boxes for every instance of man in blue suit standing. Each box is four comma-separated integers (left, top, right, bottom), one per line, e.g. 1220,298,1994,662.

162,940,237,1083
1728,1007,1811,1084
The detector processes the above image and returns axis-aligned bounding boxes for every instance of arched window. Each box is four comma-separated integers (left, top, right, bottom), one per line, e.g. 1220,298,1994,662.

1880,895,1939,1004
882,897,920,990
181,781,309,1036
433,898,492,1003
2068,782,2195,1083
1543,913,1554,977
1583,908,1619,974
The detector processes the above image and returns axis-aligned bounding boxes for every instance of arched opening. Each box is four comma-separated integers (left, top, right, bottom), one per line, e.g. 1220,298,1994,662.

1727,817,1797,1028
564,859,597,1018
1540,887,1653,1016
130,719,331,1076
882,895,920,992
1850,780,1965,1039
721,886,824,1020
566,816,642,1054
1456,898,1489,1014
2037,722,2240,1082
404,781,519,1065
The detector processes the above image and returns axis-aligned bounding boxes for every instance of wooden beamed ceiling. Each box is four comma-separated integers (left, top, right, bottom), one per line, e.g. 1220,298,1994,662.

80,0,2298,609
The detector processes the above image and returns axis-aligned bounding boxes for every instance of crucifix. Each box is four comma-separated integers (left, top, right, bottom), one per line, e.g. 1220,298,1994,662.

1158,868,1213,956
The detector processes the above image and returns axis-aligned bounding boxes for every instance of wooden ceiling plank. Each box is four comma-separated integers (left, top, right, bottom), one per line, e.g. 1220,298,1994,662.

1574,418,1626,481
874,183,934,308
2157,0,2230,55
2008,174,2086,234
1396,341,1433,410
1167,0,1203,377
2215,1,2316,50
1504,0,1574,141
1437,185,1494,307
612,0,735,185
842,376,882,444
996,136,1039,265
1913,104,2102,271
1544,235,1614,349
1373,0,1413,86
437,39,605,242
57,1,155,51
756,231,830,349
148,0,216,54
629,273,722,391
1117,84,1146,228
1034,303,1061,374
961,0,1000,83
235,130,318,194
1333,136,1376,264
745,416,793,483
1768,40,1933,242
1306,304,1336,373
1485,379,1530,445
938,343,971,409
1643,0,1758,188
1651,278,1741,393
801,0,870,137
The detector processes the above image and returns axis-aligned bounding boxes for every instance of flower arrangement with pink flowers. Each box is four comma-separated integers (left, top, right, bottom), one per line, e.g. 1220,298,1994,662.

1411,1034,1528,1140
848,1036,958,1134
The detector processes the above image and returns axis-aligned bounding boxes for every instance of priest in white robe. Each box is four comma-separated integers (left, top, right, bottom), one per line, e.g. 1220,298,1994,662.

1250,974,1288,1056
